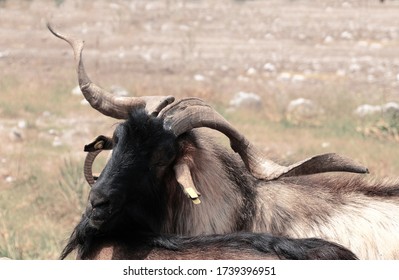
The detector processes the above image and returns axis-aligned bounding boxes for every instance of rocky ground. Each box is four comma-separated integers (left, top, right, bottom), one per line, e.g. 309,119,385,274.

1,0,399,258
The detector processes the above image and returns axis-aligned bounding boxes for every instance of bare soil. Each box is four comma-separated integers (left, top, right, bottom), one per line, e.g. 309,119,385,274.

1,0,399,259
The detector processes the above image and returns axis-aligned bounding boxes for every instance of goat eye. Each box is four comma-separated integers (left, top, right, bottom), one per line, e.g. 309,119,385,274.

151,146,175,167
154,160,168,167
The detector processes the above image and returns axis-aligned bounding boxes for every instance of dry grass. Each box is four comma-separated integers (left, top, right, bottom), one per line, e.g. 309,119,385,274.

1,0,399,259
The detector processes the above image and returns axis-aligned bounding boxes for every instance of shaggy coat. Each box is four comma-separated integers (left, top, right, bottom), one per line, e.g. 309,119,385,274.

61,201,357,260
47,23,384,260
62,108,399,259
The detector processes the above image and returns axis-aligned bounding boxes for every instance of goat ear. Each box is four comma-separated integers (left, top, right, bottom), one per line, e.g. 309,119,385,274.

173,162,201,204
277,153,369,179
84,135,114,152
83,135,113,187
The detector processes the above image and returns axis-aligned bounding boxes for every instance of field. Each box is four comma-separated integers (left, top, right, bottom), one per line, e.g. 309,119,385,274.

1,0,399,259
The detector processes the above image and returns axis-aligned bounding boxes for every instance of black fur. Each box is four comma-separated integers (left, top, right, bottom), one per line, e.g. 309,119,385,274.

152,232,358,260
86,107,175,233
61,214,357,260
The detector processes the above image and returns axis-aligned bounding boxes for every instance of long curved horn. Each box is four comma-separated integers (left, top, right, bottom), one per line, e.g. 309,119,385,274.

159,98,368,180
47,23,175,118
84,150,102,187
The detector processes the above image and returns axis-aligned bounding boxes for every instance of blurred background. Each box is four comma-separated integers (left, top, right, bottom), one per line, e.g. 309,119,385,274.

1,0,399,259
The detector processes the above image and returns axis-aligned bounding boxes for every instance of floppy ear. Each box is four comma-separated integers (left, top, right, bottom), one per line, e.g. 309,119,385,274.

84,135,114,152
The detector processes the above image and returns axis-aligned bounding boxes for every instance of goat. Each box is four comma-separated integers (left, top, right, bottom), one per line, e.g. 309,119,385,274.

62,210,357,260
60,106,358,260
48,24,399,259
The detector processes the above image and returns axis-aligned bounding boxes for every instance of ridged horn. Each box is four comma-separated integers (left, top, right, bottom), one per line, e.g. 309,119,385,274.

47,22,175,118
84,150,102,187
159,98,368,180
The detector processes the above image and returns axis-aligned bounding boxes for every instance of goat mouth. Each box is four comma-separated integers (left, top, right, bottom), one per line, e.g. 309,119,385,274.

88,217,104,229
87,209,108,229
87,207,122,230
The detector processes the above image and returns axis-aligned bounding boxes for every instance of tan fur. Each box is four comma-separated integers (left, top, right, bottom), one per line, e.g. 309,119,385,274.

251,175,399,259
160,133,399,259
163,135,243,235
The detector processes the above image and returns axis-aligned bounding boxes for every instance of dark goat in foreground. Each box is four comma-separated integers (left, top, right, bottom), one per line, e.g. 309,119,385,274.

62,215,357,260
49,24,399,260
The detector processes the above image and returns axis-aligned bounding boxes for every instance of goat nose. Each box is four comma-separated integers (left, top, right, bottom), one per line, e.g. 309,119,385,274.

89,191,110,209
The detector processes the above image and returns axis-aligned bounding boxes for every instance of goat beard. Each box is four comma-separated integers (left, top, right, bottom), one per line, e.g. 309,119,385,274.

60,216,120,259
60,211,150,259
60,214,119,260
60,214,101,259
